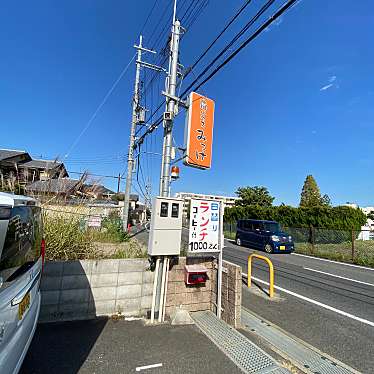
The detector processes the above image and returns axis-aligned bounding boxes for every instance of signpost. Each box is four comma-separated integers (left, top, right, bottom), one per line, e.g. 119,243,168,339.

88,215,102,228
184,92,215,170
188,198,223,318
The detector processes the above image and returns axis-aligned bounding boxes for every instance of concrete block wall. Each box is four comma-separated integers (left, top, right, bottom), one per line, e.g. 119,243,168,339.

40,257,241,326
40,259,154,322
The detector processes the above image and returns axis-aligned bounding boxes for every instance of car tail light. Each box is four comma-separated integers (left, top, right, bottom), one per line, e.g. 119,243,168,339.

41,239,46,271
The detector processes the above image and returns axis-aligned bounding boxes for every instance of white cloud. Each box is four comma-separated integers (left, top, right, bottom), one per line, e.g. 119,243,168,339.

319,74,339,92
320,83,333,91
328,75,337,83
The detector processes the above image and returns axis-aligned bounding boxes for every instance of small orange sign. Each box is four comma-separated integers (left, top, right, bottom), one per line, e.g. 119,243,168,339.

184,92,215,169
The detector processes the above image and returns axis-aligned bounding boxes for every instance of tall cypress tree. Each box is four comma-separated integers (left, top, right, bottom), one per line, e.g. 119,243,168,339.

299,175,325,207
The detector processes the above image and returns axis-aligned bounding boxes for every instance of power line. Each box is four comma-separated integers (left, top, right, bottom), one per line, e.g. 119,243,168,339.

63,54,136,160
68,171,121,179
139,0,160,35
180,0,276,98
148,0,173,49
182,0,209,31
134,0,299,149
61,155,124,161
64,156,125,162
135,1,212,155
187,0,253,75
132,183,148,202
190,0,298,93
65,159,125,165
135,1,210,146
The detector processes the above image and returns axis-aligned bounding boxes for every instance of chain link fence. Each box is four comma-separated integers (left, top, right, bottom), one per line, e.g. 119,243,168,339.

223,222,374,267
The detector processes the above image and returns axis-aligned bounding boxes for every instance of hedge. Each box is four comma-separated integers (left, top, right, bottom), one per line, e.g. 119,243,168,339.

224,205,367,231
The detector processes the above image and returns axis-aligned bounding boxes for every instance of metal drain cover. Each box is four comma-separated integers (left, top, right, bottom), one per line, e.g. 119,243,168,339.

192,311,290,374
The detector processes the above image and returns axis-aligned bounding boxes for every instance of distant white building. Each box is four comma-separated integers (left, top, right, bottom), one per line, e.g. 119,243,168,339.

174,191,239,219
344,202,374,240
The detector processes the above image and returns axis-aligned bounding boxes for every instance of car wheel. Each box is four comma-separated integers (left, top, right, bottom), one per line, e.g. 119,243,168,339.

236,237,242,246
265,244,273,253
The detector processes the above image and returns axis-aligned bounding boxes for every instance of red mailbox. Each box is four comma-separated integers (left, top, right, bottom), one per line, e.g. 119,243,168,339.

184,264,208,285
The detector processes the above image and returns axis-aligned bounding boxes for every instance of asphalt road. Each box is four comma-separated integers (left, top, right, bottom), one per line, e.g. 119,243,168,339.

21,318,242,374
224,240,374,373
135,227,374,372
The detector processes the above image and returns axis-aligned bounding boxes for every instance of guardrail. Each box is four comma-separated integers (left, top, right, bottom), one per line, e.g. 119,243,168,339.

247,254,274,298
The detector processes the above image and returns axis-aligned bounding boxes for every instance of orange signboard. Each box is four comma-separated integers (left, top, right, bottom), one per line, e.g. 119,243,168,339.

184,92,215,169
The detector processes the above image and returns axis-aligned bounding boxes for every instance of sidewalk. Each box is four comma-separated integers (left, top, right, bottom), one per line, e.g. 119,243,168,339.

20,318,242,374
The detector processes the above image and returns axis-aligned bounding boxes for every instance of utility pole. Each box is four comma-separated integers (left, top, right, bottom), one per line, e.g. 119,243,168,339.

159,20,181,197
117,173,121,193
153,2,181,321
122,35,143,231
123,36,160,231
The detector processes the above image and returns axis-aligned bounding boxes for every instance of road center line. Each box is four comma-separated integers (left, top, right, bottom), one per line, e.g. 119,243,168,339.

303,267,374,287
241,272,374,328
136,363,163,371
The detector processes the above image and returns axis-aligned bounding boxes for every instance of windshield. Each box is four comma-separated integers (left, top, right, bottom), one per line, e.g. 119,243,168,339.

262,222,280,232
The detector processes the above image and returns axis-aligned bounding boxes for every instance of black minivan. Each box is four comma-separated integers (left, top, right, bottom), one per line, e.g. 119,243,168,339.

235,219,294,253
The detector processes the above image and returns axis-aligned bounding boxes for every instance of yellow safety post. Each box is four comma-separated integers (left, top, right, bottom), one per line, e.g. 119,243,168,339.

247,254,274,298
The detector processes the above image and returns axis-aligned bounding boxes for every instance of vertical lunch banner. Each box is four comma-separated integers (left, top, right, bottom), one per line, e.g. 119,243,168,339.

188,199,221,253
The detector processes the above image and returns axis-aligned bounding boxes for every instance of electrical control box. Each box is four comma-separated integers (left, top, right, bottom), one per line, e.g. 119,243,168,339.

148,196,183,256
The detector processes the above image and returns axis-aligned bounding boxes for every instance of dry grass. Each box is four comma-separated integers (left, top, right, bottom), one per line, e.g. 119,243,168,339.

110,240,147,259
43,209,146,261
43,211,102,260
281,360,303,373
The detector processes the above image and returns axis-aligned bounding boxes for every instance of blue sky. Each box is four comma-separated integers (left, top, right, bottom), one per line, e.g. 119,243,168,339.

1,0,373,206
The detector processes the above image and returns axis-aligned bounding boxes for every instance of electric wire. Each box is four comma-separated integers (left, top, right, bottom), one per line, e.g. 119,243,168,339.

139,0,160,36
180,0,276,98
134,0,299,150
64,54,136,160
187,0,253,76
182,0,209,31
189,0,298,93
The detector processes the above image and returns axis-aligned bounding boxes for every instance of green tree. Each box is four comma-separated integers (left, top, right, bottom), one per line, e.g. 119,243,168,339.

321,194,331,207
111,193,124,202
235,186,274,207
299,175,330,207
367,211,374,221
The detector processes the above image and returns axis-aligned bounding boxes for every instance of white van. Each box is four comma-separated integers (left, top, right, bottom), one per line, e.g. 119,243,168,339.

0,192,44,374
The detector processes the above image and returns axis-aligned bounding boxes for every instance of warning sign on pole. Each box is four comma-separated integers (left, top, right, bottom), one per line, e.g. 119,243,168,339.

184,92,215,170
188,199,222,253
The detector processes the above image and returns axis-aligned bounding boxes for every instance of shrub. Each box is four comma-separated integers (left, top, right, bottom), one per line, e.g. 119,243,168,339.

224,204,367,231
91,213,128,243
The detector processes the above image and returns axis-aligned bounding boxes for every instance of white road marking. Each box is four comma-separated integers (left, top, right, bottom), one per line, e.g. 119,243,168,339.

293,253,374,271
136,363,163,372
242,272,374,328
303,267,374,287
